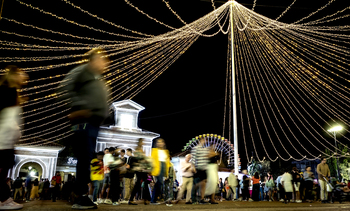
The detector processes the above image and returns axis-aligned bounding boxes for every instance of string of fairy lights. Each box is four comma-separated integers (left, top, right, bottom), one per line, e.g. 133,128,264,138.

3,1,350,162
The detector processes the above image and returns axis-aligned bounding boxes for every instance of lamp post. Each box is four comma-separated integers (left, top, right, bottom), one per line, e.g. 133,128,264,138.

328,125,343,180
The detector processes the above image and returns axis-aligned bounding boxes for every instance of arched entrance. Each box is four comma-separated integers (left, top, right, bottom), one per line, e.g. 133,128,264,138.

19,162,43,180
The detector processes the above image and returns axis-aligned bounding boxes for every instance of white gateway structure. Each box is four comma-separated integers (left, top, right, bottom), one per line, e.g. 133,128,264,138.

10,99,159,180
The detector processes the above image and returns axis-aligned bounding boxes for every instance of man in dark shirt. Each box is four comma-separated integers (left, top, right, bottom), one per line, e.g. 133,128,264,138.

58,48,109,209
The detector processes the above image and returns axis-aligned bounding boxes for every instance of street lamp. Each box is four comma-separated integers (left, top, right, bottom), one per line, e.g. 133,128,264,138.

328,125,343,180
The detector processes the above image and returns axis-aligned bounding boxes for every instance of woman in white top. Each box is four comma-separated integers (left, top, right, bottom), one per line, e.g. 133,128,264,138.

0,65,28,210
281,169,293,204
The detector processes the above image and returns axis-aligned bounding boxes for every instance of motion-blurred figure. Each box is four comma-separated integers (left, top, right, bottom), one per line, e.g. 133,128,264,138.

58,48,109,209
150,138,170,205
0,65,28,210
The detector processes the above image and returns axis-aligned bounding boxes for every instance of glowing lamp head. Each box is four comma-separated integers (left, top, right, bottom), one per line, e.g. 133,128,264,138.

328,125,343,132
28,166,32,170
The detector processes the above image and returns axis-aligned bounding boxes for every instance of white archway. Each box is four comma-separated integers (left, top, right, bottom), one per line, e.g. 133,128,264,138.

13,157,47,180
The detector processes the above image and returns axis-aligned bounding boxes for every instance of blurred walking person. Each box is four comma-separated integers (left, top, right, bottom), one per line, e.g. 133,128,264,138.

30,179,39,200
122,148,134,204
175,154,195,204
150,138,170,205
228,171,238,201
164,161,176,202
0,65,28,210
127,139,153,205
204,147,219,204
58,48,109,209
191,137,210,204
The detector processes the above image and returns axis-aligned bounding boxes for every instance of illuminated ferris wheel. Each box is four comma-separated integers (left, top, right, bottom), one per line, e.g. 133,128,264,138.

182,134,240,169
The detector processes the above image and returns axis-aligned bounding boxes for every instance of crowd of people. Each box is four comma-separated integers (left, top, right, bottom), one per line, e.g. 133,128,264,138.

4,137,350,210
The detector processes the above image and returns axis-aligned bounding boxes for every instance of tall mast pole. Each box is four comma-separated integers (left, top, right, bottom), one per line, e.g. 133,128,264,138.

230,1,239,175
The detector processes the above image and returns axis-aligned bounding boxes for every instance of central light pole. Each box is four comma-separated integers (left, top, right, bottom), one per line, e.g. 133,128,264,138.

328,125,343,180
230,0,239,176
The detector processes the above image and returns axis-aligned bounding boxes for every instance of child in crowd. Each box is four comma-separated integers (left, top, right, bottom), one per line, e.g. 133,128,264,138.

90,151,104,205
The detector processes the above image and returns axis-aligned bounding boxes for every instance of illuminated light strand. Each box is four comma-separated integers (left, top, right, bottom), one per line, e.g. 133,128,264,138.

108,35,198,102
20,98,69,116
235,38,253,163
237,29,301,161
210,0,230,34
271,29,350,110
104,37,189,89
124,0,231,38
0,40,99,50
267,28,350,111
293,0,336,24
241,28,330,160
21,101,68,119
222,35,231,137
20,123,70,141
126,36,199,100
249,26,348,154
20,80,67,92
19,108,70,126
1,17,122,43
238,29,290,161
21,85,65,97
18,131,73,145
231,8,348,159
21,92,66,108
61,0,153,38
123,0,177,30
264,29,350,98
0,30,94,46
301,6,350,26
16,0,147,40
110,35,197,101
20,121,69,139
0,46,90,51
235,30,264,162
20,114,68,132
115,35,199,100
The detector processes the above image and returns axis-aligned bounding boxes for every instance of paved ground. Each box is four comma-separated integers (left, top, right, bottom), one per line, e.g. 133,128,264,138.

17,200,350,211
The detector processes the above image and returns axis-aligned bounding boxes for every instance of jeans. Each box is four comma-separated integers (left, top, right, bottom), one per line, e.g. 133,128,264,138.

236,187,239,199
72,123,99,196
92,180,102,202
151,162,165,203
259,187,264,201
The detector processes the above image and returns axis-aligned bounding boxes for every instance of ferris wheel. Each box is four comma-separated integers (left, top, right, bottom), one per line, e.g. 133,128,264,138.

182,134,240,169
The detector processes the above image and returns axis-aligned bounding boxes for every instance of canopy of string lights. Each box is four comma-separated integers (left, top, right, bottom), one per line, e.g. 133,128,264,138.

0,0,349,164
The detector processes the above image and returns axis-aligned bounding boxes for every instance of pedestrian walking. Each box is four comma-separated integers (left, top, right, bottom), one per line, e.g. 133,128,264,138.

150,138,170,205
317,157,330,203
58,48,109,209
0,65,28,210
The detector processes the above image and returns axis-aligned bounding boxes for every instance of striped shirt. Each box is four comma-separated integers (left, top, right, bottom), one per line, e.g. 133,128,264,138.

191,145,209,170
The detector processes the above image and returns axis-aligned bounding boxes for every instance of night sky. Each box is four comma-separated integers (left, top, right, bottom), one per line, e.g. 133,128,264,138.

1,0,349,168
